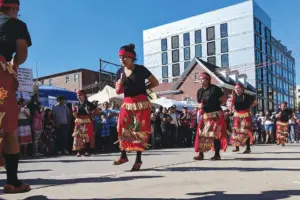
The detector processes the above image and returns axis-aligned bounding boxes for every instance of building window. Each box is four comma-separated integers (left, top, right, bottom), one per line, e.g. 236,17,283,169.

74,73,79,82
256,67,263,81
162,79,169,83
220,23,228,38
257,98,263,111
162,52,168,65
255,50,262,65
49,79,52,86
161,38,167,51
255,34,262,50
171,36,179,49
172,63,180,77
184,47,190,60
268,101,274,111
265,27,271,42
267,86,273,99
172,78,179,82
221,54,229,67
207,56,216,65
183,33,190,46
267,57,272,71
195,30,202,44
184,61,190,70
266,42,271,56
162,65,168,78
206,26,215,41
172,49,179,63
66,75,70,84
194,72,199,82
257,82,263,97
267,72,272,85
273,76,277,88
207,41,215,56
254,18,261,34
221,38,228,53
195,44,202,57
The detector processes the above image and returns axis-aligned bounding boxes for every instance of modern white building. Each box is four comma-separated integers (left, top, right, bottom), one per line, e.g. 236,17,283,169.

143,0,296,111
296,85,300,104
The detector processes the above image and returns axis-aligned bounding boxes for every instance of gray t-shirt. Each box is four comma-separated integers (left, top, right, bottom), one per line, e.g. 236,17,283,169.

53,104,70,126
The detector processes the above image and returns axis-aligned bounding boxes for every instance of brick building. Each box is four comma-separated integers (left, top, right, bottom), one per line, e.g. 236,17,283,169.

153,58,259,110
34,68,116,95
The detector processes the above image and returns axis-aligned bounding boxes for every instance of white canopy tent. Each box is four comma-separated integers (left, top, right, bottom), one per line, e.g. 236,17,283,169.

151,97,194,110
88,85,124,104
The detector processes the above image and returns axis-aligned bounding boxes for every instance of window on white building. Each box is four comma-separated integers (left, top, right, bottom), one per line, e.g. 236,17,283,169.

183,33,190,46
220,23,228,38
207,56,216,65
49,79,52,86
195,44,202,58
184,61,190,70
162,52,168,65
195,30,201,44
221,38,228,53
184,47,190,60
161,38,167,51
171,36,179,49
207,41,215,56
162,65,168,78
221,54,229,67
172,63,180,77
162,79,169,83
206,26,215,41
172,49,179,63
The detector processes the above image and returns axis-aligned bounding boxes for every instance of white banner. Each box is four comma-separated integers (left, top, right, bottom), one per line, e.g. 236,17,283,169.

16,92,31,100
48,96,57,108
18,68,33,93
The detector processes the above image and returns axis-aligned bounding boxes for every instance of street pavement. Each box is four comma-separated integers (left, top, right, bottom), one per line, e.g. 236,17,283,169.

0,144,300,200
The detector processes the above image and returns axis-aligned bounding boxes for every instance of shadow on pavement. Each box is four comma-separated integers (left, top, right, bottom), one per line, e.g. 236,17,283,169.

0,169,51,174
19,159,113,163
235,157,300,161
95,152,179,157
0,175,163,190
23,190,300,200
152,166,300,172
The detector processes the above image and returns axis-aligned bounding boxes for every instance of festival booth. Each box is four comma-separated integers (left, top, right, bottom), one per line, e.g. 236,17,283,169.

38,85,78,108
88,85,124,105
151,97,194,110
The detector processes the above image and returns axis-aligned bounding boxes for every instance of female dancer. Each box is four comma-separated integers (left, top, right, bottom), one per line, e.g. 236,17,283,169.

72,90,100,156
0,0,32,193
114,43,159,171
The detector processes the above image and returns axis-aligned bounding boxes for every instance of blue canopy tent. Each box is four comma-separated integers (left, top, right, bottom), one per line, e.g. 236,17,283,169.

38,85,78,107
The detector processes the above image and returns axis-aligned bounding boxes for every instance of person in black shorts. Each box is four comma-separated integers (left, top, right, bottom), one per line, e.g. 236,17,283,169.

0,0,32,193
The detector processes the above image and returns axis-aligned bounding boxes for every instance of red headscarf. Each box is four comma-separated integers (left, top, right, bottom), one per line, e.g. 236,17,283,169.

118,49,135,59
76,90,85,96
199,72,211,82
235,83,244,89
0,0,20,10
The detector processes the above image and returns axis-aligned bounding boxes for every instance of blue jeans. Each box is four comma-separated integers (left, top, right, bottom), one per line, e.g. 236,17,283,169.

289,124,295,142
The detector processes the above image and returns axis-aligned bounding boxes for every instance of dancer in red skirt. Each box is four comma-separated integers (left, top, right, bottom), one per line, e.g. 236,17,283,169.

193,72,227,161
114,43,159,171
275,102,292,146
0,0,32,193
72,90,100,156
230,83,257,153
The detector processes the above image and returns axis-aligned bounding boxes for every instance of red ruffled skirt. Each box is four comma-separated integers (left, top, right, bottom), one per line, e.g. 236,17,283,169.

276,121,289,145
194,110,227,152
117,94,151,152
230,109,253,146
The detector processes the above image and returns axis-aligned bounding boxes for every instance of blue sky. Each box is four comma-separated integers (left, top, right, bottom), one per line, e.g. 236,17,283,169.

20,0,300,83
